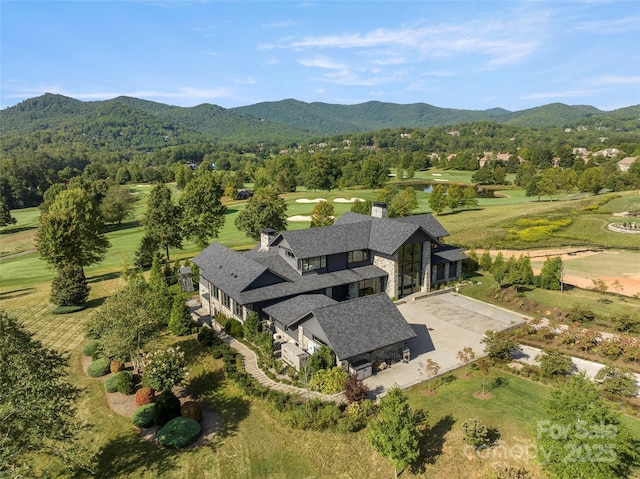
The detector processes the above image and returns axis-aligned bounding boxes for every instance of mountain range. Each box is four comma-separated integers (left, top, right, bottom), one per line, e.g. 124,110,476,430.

2,93,639,144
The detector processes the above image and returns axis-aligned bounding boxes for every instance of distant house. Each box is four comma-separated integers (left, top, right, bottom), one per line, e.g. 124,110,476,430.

478,152,525,168
236,189,254,200
192,203,466,373
618,157,637,172
593,148,620,158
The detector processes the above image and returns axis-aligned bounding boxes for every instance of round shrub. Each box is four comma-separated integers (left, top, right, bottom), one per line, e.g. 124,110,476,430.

157,417,201,448
104,371,134,394
104,373,120,393
110,360,124,374
153,390,181,427
134,386,155,407
180,401,202,422
87,357,111,378
82,340,100,357
132,403,156,428
116,370,135,395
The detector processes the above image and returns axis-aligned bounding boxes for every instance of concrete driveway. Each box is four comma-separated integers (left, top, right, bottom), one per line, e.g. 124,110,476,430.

363,292,529,397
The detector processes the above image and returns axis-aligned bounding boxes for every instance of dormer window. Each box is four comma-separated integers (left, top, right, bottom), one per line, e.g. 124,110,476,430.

300,256,326,272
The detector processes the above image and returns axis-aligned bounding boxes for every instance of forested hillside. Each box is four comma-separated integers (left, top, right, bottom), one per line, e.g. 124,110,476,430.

1,93,639,213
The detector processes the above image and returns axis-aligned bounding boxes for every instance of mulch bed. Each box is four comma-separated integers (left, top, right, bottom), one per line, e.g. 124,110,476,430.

81,355,220,447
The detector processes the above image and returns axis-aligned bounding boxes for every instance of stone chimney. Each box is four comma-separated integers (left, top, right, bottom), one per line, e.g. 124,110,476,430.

371,202,388,218
260,228,277,251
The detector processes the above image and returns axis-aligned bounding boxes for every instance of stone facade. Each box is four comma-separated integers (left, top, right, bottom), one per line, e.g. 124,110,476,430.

373,250,398,298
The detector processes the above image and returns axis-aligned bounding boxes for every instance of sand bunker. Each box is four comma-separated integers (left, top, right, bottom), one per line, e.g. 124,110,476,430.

431,173,442,176
433,179,449,182
295,198,326,203
288,215,313,221
333,197,365,203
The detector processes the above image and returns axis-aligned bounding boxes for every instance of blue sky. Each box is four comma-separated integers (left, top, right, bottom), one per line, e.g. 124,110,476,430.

2,1,639,111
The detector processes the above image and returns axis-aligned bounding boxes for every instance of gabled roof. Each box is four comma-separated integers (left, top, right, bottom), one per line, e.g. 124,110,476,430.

263,294,337,327
271,222,371,259
307,294,416,360
192,242,286,302
394,214,450,239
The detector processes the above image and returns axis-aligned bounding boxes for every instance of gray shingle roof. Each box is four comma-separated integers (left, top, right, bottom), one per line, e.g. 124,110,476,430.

239,263,387,304
273,222,371,259
192,242,277,301
395,214,450,238
432,244,468,264
308,294,417,360
263,294,337,326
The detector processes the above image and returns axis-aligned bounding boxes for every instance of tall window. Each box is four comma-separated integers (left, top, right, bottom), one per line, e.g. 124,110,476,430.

234,300,244,319
397,242,423,297
221,292,231,309
212,285,220,301
300,256,326,272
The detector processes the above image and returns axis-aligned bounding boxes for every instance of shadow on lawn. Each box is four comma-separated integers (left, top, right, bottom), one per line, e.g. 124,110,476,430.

0,287,35,300
88,432,179,479
411,413,456,473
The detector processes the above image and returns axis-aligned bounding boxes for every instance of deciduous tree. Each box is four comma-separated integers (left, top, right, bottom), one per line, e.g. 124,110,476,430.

235,186,287,241
369,386,423,478
143,183,183,260
179,171,226,248
429,184,447,215
537,374,636,479
36,187,110,271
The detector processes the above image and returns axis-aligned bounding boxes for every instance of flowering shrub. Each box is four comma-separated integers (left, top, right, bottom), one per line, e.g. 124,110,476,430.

142,346,188,392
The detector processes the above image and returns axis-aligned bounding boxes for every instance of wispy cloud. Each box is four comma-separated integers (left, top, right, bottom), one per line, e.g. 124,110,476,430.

299,55,349,70
584,75,640,86
573,16,640,33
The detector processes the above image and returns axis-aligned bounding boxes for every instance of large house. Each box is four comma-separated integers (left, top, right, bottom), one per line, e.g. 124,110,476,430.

192,202,466,375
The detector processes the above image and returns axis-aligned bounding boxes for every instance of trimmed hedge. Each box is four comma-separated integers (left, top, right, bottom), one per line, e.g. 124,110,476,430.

87,357,111,378
82,340,100,358
132,403,156,428
104,371,135,394
157,417,201,448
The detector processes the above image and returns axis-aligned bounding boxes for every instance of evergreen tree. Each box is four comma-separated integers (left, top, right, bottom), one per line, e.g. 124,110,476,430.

168,295,193,336
0,197,16,226
310,201,335,227
538,256,563,290
350,199,372,215
0,310,89,475
50,262,90,307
